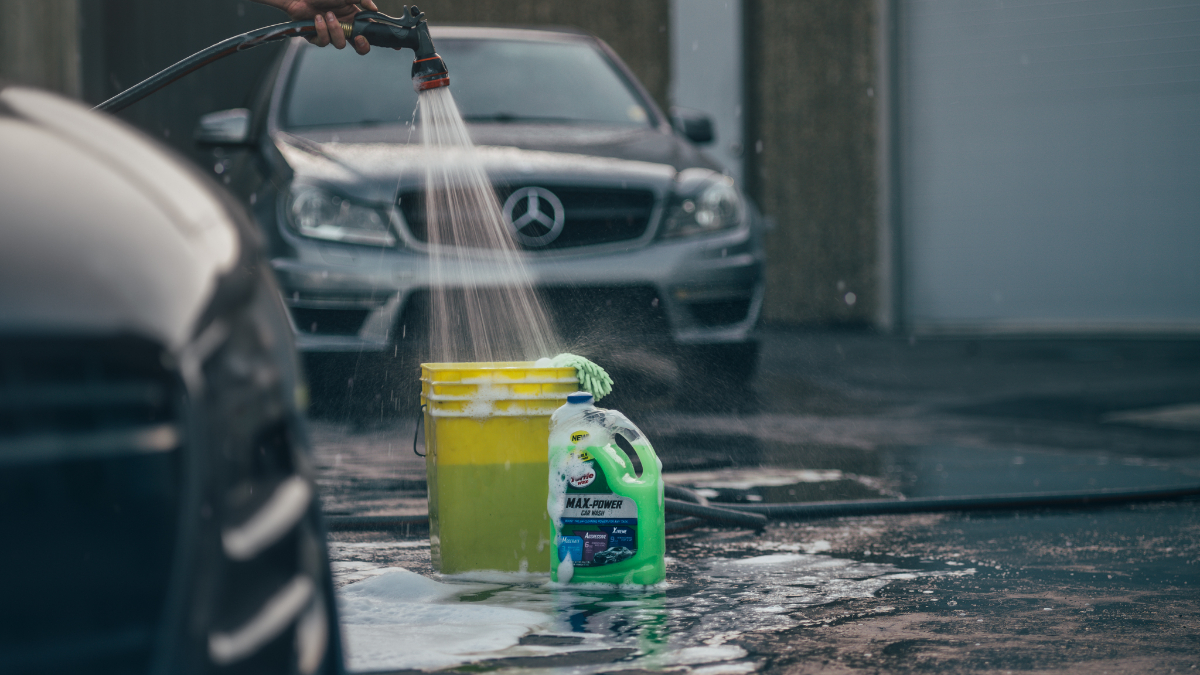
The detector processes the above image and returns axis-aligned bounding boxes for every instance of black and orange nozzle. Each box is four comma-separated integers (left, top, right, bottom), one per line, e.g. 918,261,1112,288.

346,6,449,92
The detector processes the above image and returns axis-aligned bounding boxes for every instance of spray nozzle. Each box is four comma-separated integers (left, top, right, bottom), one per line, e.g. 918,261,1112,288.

344,7,449,92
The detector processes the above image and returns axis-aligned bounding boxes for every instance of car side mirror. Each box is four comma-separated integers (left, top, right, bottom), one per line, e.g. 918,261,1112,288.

195,108,252,146
669,107,715,145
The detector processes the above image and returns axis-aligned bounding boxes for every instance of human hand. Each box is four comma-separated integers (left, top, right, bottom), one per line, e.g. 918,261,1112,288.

272,1,381,54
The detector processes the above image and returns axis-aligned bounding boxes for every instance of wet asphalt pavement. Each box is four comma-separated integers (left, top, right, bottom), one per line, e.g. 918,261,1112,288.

311,330,1200,673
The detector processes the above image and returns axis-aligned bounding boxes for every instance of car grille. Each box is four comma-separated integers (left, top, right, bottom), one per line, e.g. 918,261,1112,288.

290,307,372,336
686,298,754,327
398,186,657,251
401,285,671,346
0,336,181,673
284,290,389,337
540,286,671,342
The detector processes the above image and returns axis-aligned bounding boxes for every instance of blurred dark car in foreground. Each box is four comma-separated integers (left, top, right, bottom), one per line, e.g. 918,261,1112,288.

201,27,765,403
0,85,342,674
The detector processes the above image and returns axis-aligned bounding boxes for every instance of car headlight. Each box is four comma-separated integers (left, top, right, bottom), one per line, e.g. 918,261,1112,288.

286,184,395,246
661,174,745,239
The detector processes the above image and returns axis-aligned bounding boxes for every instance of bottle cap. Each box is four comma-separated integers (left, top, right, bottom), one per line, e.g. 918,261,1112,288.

567,391,594,404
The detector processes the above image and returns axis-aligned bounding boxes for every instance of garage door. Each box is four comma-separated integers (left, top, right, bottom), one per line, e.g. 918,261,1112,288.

899,0,1200,332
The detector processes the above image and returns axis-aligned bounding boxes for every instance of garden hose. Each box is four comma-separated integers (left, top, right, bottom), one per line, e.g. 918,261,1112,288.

95,7,447,114
324,483,1200,532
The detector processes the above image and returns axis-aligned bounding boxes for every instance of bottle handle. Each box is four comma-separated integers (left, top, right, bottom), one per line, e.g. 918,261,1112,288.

602,411,661,483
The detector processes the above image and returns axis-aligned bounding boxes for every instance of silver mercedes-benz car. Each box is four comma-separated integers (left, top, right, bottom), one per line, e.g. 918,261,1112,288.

203,26,764,403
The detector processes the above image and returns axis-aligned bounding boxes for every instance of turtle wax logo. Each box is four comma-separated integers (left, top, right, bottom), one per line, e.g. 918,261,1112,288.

567,465,596,488
503,186,565,247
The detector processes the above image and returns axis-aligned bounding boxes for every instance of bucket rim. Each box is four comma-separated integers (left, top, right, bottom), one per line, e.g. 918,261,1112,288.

423,392,574,401
421,361,557,369
421,362,579,385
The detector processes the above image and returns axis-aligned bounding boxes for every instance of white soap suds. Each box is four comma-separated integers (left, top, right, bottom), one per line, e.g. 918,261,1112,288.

442,569,551,585
332,541,967,673
691,661,760,675
558,551,575,584
657,645,749,666
547,445,591,532
337,568,550,672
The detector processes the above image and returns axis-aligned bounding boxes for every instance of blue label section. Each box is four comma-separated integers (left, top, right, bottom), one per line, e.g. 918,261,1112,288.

608,526,635,549
562,518,637,526
558,536,583,563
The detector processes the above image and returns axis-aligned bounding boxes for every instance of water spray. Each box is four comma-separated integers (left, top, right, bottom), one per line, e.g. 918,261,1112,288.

95,6,448,114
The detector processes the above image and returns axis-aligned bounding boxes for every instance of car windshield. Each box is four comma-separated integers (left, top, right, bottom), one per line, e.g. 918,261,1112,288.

282,36,653,129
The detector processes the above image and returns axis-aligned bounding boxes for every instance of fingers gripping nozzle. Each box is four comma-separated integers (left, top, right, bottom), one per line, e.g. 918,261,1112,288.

345,6,448,92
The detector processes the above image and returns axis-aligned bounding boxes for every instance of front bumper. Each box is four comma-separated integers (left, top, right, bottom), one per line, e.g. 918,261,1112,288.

272,226,762,355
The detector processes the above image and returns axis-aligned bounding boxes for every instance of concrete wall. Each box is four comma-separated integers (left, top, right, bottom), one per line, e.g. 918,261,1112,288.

745,0,880,326
0,0,81,96
376,0,671,111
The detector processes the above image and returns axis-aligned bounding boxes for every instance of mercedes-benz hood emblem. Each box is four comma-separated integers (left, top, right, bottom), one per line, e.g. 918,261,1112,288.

503,186,565,247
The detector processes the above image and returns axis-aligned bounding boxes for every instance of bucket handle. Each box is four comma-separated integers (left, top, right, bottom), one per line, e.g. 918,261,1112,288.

413,403,427,457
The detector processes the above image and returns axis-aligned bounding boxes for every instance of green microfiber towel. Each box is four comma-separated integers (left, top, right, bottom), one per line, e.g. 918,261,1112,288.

549,353,613,401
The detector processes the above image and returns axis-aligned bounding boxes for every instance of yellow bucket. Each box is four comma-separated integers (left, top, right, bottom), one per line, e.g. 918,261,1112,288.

420,362,577,573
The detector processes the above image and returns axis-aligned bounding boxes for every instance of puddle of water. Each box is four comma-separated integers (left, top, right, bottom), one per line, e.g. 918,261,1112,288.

666,469,846,489
333,543,972,673
665,467,892,505
888,445,1200,498
1103,402,1200,430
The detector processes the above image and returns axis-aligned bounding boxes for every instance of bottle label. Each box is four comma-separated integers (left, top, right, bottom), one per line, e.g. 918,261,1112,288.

558,449,638,568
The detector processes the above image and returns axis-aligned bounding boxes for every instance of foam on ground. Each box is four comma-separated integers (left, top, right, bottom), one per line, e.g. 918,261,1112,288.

337,568,551,672
332,543,968,673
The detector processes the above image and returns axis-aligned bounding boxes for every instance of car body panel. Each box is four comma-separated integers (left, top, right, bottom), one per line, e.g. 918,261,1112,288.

0,87,238,351
0,85,343,674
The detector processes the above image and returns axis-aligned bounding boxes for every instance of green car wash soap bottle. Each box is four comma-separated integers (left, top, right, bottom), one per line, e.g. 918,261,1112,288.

548,392,665,585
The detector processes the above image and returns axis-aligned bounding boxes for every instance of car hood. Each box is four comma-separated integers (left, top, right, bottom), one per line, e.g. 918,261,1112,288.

0,87,242,353
273,123,720,203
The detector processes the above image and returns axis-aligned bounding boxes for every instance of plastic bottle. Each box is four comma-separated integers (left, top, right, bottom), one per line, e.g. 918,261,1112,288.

547,392,665,585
